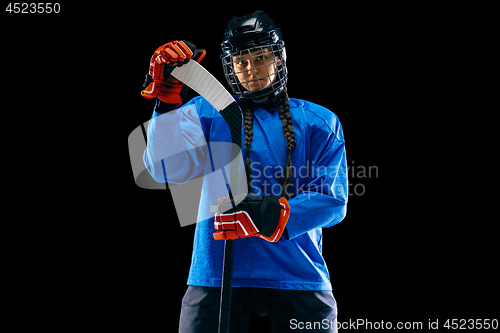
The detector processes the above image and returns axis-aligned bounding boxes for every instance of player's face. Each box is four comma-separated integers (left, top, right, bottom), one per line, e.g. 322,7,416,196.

232,48,281,91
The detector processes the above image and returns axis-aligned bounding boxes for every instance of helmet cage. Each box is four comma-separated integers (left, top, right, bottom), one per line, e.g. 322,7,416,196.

221,41,288,102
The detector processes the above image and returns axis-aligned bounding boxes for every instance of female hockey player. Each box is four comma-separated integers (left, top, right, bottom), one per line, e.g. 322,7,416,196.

142,11,347,333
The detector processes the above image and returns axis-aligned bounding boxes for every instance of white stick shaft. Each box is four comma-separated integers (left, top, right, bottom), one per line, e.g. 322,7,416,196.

171,61,235,112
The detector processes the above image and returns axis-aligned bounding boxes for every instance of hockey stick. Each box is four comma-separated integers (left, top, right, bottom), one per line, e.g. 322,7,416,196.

170,60,242,333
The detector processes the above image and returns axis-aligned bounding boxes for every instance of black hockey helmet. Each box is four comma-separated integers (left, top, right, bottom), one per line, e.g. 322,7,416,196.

221,11,288,104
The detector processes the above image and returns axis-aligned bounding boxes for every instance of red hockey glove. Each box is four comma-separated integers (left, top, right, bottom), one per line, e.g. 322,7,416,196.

211,194,290,243
141,40,206,106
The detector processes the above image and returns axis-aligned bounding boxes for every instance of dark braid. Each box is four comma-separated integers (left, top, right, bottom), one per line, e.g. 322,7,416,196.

242,88,296,199
276,88,296,198
243,102,254,190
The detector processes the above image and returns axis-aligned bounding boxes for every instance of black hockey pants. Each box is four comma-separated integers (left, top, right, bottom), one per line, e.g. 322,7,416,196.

179,286,338,332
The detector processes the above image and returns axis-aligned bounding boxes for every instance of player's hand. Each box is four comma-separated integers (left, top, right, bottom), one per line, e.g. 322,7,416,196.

211,194,290,243
141,40,206,106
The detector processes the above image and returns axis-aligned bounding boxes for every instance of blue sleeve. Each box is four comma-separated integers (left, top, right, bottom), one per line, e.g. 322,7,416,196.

284,115,348,240
143,97,210,184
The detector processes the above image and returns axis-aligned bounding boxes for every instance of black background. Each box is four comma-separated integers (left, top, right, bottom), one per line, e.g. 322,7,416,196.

2,3,496,332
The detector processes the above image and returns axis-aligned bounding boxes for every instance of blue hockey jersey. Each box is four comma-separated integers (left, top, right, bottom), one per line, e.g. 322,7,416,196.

144,96,347,291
